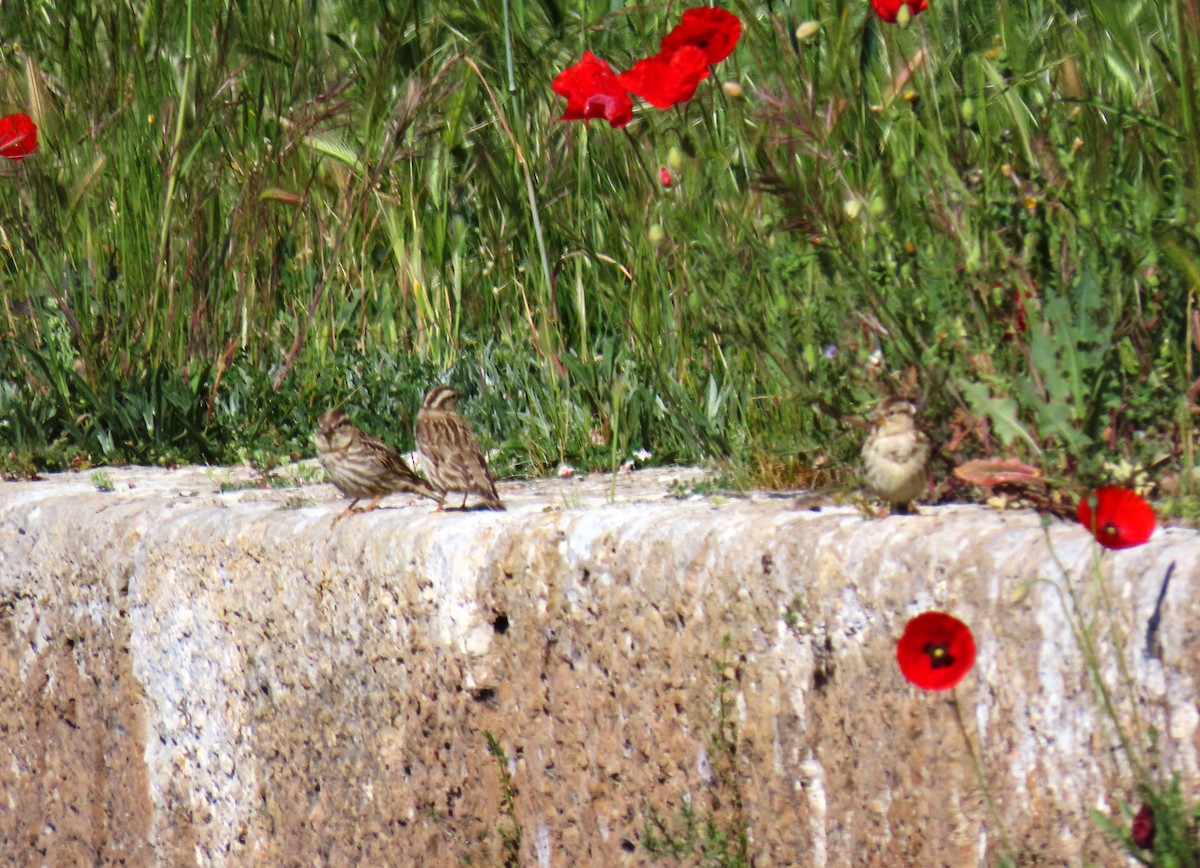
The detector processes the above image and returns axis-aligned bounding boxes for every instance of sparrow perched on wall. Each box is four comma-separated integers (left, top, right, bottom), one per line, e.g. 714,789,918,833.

861,397,931,515
415,385,505,511
315,408,440,523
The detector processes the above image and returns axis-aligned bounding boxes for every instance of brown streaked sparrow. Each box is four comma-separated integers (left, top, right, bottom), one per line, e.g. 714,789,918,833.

315,408,440,523
415,385,505,511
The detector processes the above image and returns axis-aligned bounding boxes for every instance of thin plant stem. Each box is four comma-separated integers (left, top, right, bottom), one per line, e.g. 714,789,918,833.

1089,542,1149,771
501,0,517,96
1041,524,1148,783
949,690,1017,862
152,0,194,339
459,55,555,361
621,127,658,189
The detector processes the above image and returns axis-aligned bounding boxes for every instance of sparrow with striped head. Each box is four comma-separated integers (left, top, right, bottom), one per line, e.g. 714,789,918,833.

415,385,505,511
315,408,440,523
861,397,930,515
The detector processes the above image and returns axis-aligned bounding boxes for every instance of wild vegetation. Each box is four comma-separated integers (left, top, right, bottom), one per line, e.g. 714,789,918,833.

0,0,1196,516
3,3,1198,861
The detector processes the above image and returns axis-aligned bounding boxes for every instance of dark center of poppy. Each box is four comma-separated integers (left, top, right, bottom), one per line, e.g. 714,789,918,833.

922,641,955,669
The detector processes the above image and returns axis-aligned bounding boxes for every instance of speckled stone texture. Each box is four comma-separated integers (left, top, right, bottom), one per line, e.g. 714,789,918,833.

0,465,1196,866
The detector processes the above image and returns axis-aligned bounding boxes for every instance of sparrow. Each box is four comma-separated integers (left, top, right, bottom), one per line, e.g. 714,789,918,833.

315,408,440,523
862,397,930,514
415,385,505,510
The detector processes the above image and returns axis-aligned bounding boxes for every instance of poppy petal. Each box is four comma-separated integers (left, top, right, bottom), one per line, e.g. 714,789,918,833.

1076,487,1155,550
617,45,710,110
660,7,742,64
0,113,38,161
870,0,929,24
896,611,976,691
552,51,634,129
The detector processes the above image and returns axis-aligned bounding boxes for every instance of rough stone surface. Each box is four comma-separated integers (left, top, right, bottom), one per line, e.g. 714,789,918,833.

0,464,1196,865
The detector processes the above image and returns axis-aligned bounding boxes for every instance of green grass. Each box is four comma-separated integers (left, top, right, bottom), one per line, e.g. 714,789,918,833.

483,732,522,868
0,0,1196,509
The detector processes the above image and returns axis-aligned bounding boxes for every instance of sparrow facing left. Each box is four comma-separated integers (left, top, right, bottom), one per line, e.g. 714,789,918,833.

315,408,440,523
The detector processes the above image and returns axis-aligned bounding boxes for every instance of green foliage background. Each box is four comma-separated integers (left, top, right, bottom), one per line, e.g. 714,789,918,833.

0,0,1196,500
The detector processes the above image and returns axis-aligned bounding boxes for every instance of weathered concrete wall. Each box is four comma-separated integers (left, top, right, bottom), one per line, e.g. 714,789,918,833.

0,465,1196,865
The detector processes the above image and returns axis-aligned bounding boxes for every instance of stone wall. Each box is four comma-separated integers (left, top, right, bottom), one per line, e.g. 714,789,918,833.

0,465,1196,865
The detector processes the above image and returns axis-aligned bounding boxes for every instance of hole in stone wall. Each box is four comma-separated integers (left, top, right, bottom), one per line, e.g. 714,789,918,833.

492,613,509,635
470,687,497,704
813,636,836,690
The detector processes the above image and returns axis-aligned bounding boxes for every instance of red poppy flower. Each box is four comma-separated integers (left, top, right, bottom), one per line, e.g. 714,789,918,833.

1131,802,1155,849
0,113,38,161
896,612,976,691
617,45,711,110
870,0,929,24
660,167,673,188
660,7,742,64
552,51,634,129
1076,487,1156,550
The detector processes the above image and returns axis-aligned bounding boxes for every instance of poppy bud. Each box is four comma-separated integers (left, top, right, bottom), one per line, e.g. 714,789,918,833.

1131,803,1155,850
667,146,684,171
648,224,665,245
659,167,673,188
795,21,820,42
721,81,744,99
961,98,976,126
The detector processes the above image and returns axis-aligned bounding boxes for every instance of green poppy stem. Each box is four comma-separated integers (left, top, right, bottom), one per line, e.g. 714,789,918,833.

950,689,1017,864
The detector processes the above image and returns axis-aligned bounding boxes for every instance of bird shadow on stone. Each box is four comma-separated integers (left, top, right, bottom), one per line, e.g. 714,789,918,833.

439,502,507,513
